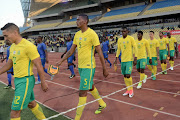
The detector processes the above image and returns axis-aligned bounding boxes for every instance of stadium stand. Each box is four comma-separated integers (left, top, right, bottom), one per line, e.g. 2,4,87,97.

38,0,99,16
28,22,60,30
98,5,146,22
143,0,180,15
58,14,100,27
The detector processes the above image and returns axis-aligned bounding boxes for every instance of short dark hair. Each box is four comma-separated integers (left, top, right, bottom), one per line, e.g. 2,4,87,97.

138,31,143,35
78,14,89,24
38,36,43,39
150,31,154,34
122,27,128,31
1,23,20,34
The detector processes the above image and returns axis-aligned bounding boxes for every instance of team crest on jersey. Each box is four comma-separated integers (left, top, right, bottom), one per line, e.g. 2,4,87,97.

84,38,87,41
127,41,129,44
79,37,82,40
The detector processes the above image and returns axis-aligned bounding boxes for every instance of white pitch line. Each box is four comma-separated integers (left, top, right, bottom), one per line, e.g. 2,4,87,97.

0,80,72,120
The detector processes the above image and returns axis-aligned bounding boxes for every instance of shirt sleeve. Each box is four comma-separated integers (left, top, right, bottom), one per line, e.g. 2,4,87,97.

146,40,152,59
42,43,47,51
9,47,13,60
73,34,77,45
116,39,121,57
174,37,177,42
92,32,100,46
131,37,138,57
26,44,40,61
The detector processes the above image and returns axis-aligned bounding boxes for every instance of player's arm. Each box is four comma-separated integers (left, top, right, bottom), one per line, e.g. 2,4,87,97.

146,41,152,64
0,59,13,75
114,39,121,64
95,45,109,77
56,44,77,66
61,48,67,58
167,42,170,57
132,38,137,66
175,42,178,58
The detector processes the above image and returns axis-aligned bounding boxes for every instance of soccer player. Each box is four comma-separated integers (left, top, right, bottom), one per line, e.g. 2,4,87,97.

102,37,112,68
56,14,109,120
158,31,169,74
167,32,178,70
147,31,159,80
136,31,152,89
61,35,75,78
1,23,48,120
1,40,13,89
35,36,54,84
114,27,137,98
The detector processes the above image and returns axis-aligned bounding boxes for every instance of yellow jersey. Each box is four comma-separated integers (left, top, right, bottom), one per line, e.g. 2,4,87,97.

73,28,100,68
167,37,177,50
9,38,40,78
116,35,137,62
136,38,151,60
158,37,168,50
147,38,159,57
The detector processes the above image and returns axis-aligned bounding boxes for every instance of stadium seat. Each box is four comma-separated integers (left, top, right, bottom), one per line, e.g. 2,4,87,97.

143,0,180,15
98,5,146,22
28,22,60,30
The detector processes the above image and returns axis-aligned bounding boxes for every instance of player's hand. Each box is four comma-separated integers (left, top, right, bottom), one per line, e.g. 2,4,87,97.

56,60,62,66
1,59,4,63
61,54,64,58
41,81,48,92
46,59,49,64
103,68,109,78
133,57,137,66
149,59,152,64
113,59,117,65
157,56,159,60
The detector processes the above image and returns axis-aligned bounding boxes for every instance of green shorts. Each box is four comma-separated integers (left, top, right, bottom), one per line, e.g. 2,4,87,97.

147,57,158,66
159,50,167,61
170,50,175,57
11,75,35,111
78,68,95,90
136,59,146,69
121,61,133,75
166,50,168,55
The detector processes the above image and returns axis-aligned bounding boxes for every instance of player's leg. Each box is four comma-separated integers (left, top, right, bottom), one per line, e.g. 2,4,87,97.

75,90,88,120
68,55,75,79
162,50,168,74
137,59,147,89
104,53,112,68
29,76,46,119
90,85,106,114
28,101,46,119
169,50,175,70
124,62,133,97
10,110,21,120
147,57,154,76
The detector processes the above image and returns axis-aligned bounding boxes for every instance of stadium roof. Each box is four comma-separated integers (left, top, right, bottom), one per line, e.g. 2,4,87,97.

29,0,63,18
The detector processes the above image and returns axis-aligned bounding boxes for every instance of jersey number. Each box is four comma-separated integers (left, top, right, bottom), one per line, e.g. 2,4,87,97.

14,96,20,104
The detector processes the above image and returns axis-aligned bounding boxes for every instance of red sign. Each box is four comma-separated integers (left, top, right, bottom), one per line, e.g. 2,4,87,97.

163,30,180,36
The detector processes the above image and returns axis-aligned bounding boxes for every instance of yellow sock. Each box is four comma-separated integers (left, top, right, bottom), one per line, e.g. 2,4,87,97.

124,78,130,91
11,118,20,120
90,87,106,107
153,66,157,76
172,61,174,67
169,60,172,67
31,103,46,120
125,77,133,90
147,65,153,73
161,63,164,71
140,73,145,82
75,97,87,120
164,63,167,70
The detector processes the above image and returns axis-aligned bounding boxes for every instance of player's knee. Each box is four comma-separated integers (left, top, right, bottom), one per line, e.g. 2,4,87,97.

89,85,95,91
79,90,88,97
28,101,36,109
126,74,130,78
11,110,21,118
